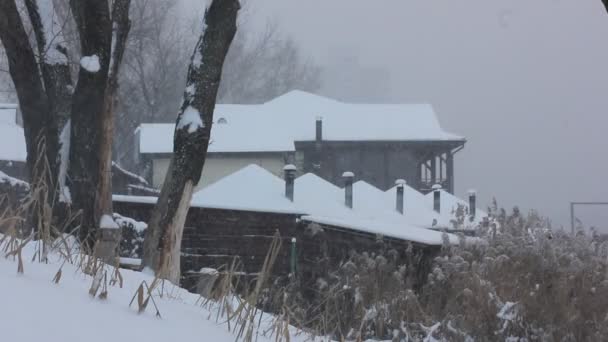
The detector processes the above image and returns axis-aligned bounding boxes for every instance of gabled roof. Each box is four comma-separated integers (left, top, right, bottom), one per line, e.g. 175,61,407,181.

294,175,459,245
383,183,450,228
424,189,488,228
190,164,303,214
137,90,464,154
114,165,460,246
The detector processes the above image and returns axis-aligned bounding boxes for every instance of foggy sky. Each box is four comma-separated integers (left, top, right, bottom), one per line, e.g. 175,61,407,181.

183,0,608,230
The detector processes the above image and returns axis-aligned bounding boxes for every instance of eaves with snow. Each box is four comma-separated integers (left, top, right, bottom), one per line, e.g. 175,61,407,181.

137,90,465,154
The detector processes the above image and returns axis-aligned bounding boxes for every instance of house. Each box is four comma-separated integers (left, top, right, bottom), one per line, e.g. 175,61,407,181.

0,104,27,179
135,91,466,194
113,164,467,293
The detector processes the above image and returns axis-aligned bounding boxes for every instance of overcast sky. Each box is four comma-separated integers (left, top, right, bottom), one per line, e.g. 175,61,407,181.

182,0,608,230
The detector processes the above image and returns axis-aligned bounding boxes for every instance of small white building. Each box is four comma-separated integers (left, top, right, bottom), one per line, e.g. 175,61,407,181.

0,104,27,178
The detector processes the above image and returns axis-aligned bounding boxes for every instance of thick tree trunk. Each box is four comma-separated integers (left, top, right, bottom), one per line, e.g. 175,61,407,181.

603,0,608,14
142,0,240,283
0,1,50,183
97,0,131,228
24,0,73,210
68,0,113,245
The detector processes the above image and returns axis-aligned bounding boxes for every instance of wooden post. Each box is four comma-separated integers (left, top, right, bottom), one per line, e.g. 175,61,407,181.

415,159,422,192
446,153,454,194
570,202,575,234
430,155,437,185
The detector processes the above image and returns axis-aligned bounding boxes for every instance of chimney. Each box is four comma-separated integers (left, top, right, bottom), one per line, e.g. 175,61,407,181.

284,164,296,201
395,179,406,214
315,116,323,142
432,184,442,213
343,171,354,209
468,189,477,219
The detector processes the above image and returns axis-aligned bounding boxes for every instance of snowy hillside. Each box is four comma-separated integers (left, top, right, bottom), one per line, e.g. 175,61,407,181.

0,239,326,342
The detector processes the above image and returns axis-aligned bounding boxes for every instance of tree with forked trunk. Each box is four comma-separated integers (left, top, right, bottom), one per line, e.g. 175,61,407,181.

142,0,240,283
0,0,131,247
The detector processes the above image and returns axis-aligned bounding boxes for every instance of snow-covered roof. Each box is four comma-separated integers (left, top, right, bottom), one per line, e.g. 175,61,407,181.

294,176,459,245
114,164,459,246
137,90,464,154
383,183,450,228
424,189,488,228
191,164,303,214
352,180,450,228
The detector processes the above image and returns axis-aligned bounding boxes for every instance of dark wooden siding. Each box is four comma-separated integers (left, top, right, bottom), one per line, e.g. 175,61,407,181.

114,200,440,293
295,140,463,192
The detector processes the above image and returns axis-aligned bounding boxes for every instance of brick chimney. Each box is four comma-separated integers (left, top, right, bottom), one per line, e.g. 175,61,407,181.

395,179,406,214
432,184,442,213
284,164,296,201
343,171,354,209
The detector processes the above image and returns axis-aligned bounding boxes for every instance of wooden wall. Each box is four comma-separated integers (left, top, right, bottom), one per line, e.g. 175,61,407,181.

113,200,440,293
295,141,460,191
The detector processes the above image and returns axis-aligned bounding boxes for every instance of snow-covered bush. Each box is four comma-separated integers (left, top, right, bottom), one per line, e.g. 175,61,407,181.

278,207,608,341
114,213,147,259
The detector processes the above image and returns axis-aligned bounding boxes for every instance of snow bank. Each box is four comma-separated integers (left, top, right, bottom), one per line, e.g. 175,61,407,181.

0,240,326,342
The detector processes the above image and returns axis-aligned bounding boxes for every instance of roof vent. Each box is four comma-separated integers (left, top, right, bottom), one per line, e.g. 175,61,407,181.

395,179,406,214
217,117,227,124
432,184,442,213
343,171,354,209
284,164,296,201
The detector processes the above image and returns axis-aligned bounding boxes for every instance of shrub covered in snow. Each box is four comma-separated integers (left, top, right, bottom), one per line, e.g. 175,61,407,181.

271,207,608,341
114,213,147,259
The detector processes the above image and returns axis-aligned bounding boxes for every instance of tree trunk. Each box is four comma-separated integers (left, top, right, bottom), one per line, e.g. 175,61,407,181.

603,0,608,14
97,0,132,227
25,0,72,195
142,0,240,283
68,0,113,245
0,1,50,183
93,0,132,262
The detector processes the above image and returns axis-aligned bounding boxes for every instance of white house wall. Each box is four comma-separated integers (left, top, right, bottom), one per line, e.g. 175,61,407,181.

152,154,286,191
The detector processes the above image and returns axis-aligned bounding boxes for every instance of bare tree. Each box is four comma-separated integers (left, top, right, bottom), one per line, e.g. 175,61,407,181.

113,0,320,171
114,0,192,168
142,0,240,283
0,1,54,188
217,19,321,104
0,0,131,246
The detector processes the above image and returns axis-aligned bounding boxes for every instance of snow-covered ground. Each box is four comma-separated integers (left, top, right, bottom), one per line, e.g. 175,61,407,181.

0,239,333,342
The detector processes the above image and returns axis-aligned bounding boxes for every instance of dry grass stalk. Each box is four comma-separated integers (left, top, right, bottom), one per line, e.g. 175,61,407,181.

128,280,162,318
